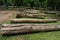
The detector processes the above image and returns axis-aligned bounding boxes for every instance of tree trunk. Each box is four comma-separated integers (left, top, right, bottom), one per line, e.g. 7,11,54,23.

4,0,8,9
16,14,46,18
55,5,56,11
1,24,60,34
11,18,57,23
45,0,48,11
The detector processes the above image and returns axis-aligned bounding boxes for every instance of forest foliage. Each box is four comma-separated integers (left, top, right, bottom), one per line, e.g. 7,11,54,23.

0,0,60,10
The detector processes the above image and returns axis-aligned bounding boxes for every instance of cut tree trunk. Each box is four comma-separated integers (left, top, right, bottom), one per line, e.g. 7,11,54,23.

2,24,55,28
11,18,57,23
1,24,60,34
44,11,58,14
16,14,46,18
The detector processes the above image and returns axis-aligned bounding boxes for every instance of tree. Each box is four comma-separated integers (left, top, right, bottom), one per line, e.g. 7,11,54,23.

0,0,4,6
4,0,8,9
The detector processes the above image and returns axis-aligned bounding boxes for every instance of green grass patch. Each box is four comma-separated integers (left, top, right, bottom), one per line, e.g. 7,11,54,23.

0,31,60,40
22,31,60,40
4,20,10,24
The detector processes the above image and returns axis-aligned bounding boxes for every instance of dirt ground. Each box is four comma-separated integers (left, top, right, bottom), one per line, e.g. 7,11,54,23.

0,10,19,24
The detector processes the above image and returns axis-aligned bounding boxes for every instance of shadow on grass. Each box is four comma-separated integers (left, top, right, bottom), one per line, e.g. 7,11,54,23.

11,21,57,24
2,30,60,37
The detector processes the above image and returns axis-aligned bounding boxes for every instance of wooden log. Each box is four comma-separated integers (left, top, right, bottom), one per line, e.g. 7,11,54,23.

16,13,46,18
2,24,54,28
17,13,46,16
26,10,40,14
44,11,58,14
2,24,32,28
1,24,60,34
11,18,57,23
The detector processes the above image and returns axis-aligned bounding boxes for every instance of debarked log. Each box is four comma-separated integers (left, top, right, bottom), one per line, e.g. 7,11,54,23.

1,24,60,34
16,14,46,18
44,11,58,14
2,24,56,28
11,18,57,23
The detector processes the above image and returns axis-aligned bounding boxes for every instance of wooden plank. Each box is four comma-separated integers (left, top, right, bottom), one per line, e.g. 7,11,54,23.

1,24,60,34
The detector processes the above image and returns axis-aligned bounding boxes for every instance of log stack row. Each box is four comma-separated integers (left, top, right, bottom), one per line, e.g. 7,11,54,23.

16,9,46,19
16,13,46,18
11,18,57,23
1,24,60,34
1,9,58,35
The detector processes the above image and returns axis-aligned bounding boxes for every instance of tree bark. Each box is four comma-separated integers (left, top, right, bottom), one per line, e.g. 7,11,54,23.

4,0,8,9
11,18,57,23
1,24,60,34
16,13,46,18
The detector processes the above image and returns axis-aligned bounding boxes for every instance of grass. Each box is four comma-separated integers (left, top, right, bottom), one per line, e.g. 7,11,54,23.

0,11,60,40
23,31,60,40
0,31,60,40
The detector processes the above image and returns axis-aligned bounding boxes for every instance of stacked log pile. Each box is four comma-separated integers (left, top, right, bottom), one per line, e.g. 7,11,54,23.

1,9,58,35
16,10,46,18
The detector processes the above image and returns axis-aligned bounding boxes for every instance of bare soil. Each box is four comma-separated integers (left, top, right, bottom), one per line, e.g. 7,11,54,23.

0,10,18,24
